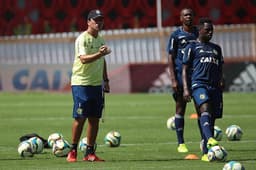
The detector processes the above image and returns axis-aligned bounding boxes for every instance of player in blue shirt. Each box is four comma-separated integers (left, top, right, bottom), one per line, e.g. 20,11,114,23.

182,18,225,161
166,8,198,153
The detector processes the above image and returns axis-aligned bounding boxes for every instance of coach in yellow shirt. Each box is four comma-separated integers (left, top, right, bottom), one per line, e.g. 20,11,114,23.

67,9,111,162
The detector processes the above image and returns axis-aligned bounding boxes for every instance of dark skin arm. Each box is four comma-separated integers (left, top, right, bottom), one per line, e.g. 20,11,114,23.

219,68,225,90
182,64,191,102
168,53,178,93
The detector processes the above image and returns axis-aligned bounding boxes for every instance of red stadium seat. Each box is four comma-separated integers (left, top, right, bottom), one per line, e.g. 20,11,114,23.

138,0,156,17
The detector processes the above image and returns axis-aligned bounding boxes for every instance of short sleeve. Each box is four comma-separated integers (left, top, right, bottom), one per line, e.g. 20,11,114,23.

75,34,87,58
166,33,177,55
183,43,193,65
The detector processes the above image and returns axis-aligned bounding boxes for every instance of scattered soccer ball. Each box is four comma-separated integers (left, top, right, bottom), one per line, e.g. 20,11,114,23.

52,139,71,157
214,125,223,141
223,161,245,170
48,133,63,148
166,116,175,130
18,141,34,157
225,125,243,141
207,145,228,162
28,137,44,154
78,137,97,152
104,131,121,147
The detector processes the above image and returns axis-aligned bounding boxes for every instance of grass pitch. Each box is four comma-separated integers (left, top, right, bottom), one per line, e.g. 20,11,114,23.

0,92,255,170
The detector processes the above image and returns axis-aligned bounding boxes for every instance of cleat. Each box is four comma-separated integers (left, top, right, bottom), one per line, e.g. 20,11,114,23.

177,143,189,153
201,154,209,162
207,137,218,149
83,154,105,162
66,149,77,162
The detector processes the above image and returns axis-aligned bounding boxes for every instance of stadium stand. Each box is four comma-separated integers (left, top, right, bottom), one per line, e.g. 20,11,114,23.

0,0,255,36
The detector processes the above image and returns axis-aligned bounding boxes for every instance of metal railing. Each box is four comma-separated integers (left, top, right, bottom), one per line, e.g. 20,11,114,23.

0,24,255,65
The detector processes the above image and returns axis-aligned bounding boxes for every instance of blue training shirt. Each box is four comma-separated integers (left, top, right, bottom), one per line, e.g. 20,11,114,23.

183,41,224,89
166,26,198,73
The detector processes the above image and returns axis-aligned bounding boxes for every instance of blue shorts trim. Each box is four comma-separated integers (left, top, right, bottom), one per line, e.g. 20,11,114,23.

192,86,223,118
72,85,103,118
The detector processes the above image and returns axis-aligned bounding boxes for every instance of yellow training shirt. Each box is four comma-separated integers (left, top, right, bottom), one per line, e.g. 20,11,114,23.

71,31,105,86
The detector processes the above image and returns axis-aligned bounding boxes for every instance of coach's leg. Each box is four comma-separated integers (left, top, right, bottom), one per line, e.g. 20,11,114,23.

72,118,86,145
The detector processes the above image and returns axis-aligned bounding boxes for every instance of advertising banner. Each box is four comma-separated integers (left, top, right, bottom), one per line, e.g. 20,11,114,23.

0,63,256,93
0,64,71,92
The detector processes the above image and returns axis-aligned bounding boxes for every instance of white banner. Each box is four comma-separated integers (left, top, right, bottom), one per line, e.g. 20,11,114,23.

0,64,71,92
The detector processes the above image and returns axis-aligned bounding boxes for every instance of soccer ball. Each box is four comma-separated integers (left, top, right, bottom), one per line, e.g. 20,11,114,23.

166,116,176,130
52,139,71,157
28,137,44,154
104,131,121,147
48,133,63,148
225,125,243,141
207,145,228,162
223,161,245,170
18,141,34,157
214,125,223,141
78,137,97,152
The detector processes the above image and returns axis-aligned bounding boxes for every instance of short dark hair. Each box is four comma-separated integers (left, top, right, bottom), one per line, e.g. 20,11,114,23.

198,18,212,29
180,8,194,16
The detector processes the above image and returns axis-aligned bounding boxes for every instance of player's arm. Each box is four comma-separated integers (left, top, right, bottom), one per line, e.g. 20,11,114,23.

167,36,178,92
103,59,110,93
79,45,111,64
218,47,225,90
182,45,192,102
182,64,191,102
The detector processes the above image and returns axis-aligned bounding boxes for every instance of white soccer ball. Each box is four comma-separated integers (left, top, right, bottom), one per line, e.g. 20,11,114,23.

214,125,223,141
79,137,97,152
207,145,228,162
166,116,176,130
48,133,63,148
28,137,44,154
223,161,245,170
18,141,34,157
104,131,121,147
52,139,71,157
225,125,243,141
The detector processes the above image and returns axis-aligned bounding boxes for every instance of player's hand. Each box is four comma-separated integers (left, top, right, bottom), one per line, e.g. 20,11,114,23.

103,81,110,93
99,45,111,55
219,78,225,90
183,89,191,102
171,80,178,93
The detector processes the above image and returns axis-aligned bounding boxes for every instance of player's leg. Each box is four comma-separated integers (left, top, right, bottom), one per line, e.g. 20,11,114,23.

83,86,104,162
192,87,218,149
71,118,86,149
85,117,99,155
174,90,188,152
194,102,209,161
83,117,104,161
67,86,88,162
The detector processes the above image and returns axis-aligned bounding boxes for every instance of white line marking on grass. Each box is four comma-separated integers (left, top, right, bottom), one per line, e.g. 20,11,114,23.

97,140,256,147
3,114,256,121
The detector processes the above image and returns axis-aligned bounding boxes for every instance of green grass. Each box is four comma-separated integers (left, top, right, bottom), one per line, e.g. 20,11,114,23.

0,92,255,170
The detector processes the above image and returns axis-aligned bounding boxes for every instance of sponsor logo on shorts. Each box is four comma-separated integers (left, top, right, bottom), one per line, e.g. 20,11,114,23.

200,94,205,99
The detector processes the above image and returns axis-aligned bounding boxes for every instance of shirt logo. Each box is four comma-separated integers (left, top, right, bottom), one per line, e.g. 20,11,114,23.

200,57,219,65
181,39,187,44
213,49,218,55
199,49,204,53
